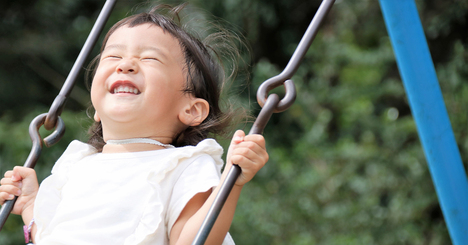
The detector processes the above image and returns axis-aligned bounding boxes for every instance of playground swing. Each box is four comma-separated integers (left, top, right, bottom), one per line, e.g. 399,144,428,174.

3,0,467,244
0,0,335,243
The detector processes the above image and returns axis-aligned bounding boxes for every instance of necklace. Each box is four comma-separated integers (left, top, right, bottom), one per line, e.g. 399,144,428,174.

106,138,174,148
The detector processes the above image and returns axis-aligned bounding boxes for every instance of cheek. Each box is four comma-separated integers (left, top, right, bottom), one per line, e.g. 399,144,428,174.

92,67,106,85
92,62,112,84
90,78,104,109
90,85,99,109
90,66,109,94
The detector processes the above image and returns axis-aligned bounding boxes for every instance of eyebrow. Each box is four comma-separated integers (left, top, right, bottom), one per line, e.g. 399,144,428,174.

104,44,169,61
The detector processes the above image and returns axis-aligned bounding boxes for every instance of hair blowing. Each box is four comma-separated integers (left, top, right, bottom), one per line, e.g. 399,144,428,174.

87,4,245,151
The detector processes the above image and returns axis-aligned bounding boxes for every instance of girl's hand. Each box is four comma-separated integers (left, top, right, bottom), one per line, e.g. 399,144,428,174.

226,130,269,186
0,167,39,215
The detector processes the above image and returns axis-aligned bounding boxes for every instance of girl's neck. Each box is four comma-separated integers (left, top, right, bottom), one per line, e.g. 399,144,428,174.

101,138,174,153
101,144,165,153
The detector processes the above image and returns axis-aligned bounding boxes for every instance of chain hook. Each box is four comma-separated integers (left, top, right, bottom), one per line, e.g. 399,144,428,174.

257,77,297,113
25,113,66,168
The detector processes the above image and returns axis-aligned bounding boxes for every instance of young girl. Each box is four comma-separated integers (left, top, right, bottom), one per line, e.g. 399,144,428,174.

0,4,268,245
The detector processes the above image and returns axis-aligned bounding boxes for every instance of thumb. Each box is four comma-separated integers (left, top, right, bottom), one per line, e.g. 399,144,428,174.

11,166,36,183
231,130,245,144
227,130,245,161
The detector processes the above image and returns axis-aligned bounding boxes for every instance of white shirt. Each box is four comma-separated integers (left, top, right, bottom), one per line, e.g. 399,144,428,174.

34,139,235,245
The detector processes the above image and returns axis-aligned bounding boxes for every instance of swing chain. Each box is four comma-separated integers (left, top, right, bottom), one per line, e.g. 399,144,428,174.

257,0,336,112
43,0,118,131
44,95,66,131
0,113,65,230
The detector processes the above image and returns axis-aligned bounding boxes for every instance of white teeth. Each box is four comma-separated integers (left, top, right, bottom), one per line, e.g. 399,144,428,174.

113,85,139,94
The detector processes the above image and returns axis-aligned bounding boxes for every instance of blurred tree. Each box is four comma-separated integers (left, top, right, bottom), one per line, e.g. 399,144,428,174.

0,0,467,244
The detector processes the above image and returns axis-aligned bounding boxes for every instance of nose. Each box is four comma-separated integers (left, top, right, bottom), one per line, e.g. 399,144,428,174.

116,59,138,74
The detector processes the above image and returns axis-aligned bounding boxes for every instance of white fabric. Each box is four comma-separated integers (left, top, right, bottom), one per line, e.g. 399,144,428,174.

33,139,235,245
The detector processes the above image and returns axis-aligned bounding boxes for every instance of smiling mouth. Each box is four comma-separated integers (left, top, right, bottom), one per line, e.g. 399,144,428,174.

110,81,141,95
113,85,140,95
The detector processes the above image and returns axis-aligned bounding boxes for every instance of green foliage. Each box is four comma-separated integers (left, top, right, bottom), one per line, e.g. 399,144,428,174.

224,1,467,244
1,0,467,244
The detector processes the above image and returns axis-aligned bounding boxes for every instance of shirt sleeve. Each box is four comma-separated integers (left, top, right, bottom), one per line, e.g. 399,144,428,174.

166,154,221,234
166,154,236,245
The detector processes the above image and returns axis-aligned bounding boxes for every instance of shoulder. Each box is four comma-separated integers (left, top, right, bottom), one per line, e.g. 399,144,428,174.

174,138,224,171
170,139,226,192
167,138,224,163
63,140,97,155
51,140,98,174
180,138,223,155
152,139,225,189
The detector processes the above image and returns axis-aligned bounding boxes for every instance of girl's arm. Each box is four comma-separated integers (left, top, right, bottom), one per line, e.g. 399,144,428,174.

170,130,269,245
0,167,39,242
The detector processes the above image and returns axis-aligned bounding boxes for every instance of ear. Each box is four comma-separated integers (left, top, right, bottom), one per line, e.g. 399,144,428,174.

94,111,101,122
179,98,210,127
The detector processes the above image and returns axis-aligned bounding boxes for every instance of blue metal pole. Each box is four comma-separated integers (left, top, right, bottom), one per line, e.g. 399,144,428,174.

378,0,468,244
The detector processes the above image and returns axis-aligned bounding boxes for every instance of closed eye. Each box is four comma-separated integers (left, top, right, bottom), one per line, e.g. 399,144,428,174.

142,57,159,61
101,55,122,61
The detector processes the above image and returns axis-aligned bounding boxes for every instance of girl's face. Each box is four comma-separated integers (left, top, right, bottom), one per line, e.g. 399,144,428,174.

91,24,191,142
